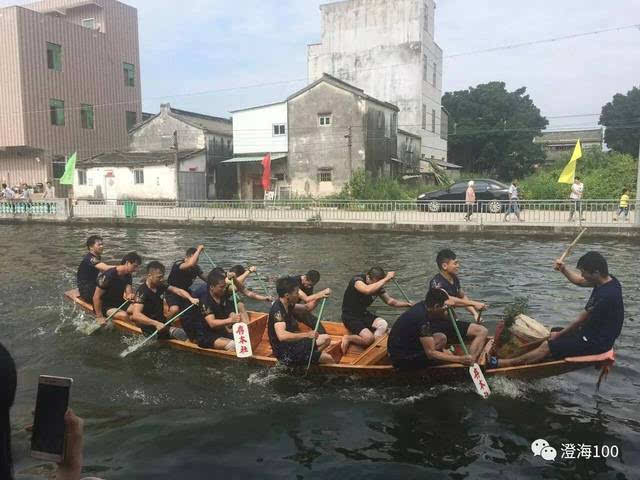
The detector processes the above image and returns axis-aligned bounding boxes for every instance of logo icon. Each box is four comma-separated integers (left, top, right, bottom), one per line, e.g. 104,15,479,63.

532,439,557,462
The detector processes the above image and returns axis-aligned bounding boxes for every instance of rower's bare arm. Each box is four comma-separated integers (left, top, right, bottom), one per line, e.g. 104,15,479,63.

131,304,164,330
554,260,593,287
95,262,114,272
297,289,311,303
124,285,135,301
244,289,270,302
354,277,390,296
180,245,204,270
168,286,199,304
306,288,331,303
274,322,314,342
420,337,472,366
380,292,411,308
204,313,238,329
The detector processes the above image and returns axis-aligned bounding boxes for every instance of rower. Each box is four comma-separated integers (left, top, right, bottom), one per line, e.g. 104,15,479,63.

181,272,240,351
340,267,412,355
229,265,273,303
389,289,486,370
93,252,142,325
428,249,487,322
166,246,207,317
291,270,331,333
490,252,624,368
130,261,195,341
268,276,334,366
76,235,115,304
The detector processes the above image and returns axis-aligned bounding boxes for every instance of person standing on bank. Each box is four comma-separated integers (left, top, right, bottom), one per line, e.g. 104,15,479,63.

504,179,523,222
43,181,56,199
464,181,476,222
568,176,585,222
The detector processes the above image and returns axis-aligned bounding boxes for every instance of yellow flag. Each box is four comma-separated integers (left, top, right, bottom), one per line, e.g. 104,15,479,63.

558,140,582,184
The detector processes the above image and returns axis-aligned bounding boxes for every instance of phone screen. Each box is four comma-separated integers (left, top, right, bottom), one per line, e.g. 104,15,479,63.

31,381,70,457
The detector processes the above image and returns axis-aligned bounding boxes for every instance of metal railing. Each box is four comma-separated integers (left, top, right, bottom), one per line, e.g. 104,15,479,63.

64,198,637,226
0,199,66,217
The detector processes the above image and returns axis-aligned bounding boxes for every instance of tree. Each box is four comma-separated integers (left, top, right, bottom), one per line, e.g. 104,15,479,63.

600,86,640,156
442,82,548,180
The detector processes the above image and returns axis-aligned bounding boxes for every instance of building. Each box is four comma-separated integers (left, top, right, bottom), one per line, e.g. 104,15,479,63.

397,129,422,173
74,103,233,200
228,74,399,199
307,0,447,162
534,128,604,160
0,0,142,192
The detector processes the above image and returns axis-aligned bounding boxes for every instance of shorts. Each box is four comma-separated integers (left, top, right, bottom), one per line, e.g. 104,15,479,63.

182,315,233,349
427,319,471,344
79,284,96,304
342,310,378,335
391,352,441,371
276,340,321,367
165,291,187,309
548,333,606,360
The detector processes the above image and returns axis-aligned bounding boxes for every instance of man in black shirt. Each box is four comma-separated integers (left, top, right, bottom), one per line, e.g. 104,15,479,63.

229,265,273,303
182,272,241,350
76,235,115,303
131,261,197,340
340,267,413,355
291,270,331,334
166,246,208,317
93,252,142,325
268,276,334,366
389,289,478,370
428,249,487,322
491,252,624,368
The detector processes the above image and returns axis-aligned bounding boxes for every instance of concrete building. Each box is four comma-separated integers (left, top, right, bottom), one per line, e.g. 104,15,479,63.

307,0,447,162
0,0,142,193
534,128,604,161
397,128,421,173
227,102,289,200
75,103,233,200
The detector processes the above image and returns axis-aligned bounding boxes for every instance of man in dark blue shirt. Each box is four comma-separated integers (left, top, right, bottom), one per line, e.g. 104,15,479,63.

491,252,624,368
389,289,488,370
76,235,115,303
166,246,207,317
93,252,142,325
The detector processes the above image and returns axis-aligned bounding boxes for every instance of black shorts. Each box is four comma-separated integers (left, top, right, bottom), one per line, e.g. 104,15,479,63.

79,284,96,304
428,319,471,344
165,292,187,309
548,333,606,360
276,340,321,367
342,310,378,335
391,353,441,371
182,316,233,349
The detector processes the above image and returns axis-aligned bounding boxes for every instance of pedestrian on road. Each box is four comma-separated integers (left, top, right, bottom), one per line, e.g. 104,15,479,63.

464,181,475,222
43,181,56,199
504,179,523,222
614,188,630,222
1,183,15,200
568,176,585,222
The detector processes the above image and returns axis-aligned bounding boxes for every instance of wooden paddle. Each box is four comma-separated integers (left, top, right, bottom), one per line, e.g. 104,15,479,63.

230,283,252,358
119,304,196,358
392,278,412,304
305,297,327,374
203,249,216,268
559,228,587,263
88,300,129,335
447,307,491,399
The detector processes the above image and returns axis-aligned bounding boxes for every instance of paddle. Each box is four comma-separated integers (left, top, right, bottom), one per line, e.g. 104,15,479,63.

255,272,271,298
305,298,327,374
559,228,587,263
230,282,252,358
119,304,196,358
392,278,412,304
447,307,491,399
203,249,216,268
87,300,129,335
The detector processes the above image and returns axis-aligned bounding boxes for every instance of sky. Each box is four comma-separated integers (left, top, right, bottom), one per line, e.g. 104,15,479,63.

2,0,639,130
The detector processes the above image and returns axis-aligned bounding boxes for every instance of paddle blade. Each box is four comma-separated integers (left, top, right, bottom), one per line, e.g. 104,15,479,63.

469,364,491,398
232,322,252,358
119,344,140,358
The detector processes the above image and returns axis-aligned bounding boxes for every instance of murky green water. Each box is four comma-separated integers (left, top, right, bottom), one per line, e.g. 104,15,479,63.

2,224,638,479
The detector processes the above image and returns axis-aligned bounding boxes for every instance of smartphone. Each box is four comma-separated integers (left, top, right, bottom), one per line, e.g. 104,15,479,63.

30,375,73,462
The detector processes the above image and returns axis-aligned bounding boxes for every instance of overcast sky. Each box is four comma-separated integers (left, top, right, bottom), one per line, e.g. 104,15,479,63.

3,0,639,129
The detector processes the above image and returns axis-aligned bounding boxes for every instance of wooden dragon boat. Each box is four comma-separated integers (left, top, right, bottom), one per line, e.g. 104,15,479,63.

64,289,614,383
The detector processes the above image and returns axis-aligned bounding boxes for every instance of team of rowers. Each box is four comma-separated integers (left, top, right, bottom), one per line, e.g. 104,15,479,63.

75,235,624,370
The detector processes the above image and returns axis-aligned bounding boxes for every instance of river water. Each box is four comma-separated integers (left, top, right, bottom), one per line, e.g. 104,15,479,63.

2,224,638,479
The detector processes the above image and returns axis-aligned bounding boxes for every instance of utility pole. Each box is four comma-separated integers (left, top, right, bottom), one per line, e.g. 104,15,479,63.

636,139,640,225
173,130,179,203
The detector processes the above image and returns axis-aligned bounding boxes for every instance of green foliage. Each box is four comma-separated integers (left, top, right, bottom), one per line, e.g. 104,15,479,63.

600,86,640,156
500,297,529,345
335,169,442,200
520,149,638,200
443,82,548,181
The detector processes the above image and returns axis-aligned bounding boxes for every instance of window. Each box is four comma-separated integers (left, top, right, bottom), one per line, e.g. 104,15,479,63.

47,42,62,71
275,173,285,181
126,111,137,131
273,124,286,136
317,169,332,182
81,18,96,29
424,3,429,32
50,99,65,126
319,114,332,126
423,55,428,82
52,156,66,179
422,104,427,130
432,109,436,133
78,169,87,185
123,63,135,87
377,111,384,129
433,61,437,87
134,169,144,184
80,104,94,129
227,139,232,150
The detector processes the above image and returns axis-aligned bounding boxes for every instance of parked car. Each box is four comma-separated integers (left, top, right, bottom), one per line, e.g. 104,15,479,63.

417,179,511,213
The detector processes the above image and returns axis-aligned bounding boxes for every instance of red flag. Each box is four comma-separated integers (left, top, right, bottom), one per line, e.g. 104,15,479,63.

261,153,271,191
